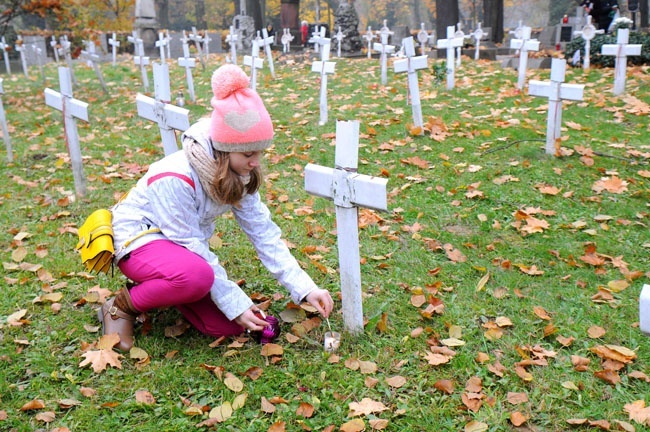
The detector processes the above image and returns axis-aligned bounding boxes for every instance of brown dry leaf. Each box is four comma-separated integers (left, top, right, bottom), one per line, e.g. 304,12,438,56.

20,399,45,411
79,348,123,373
628,370,650,382
592,176,628,194
369,418,389,430
594,369,621,385
400,156,429,169
345,357,360,370
487,361,506,377
35,411,56,423
359,360,378,374
260,343,283,357
533,306,552,320
260,396,276,414
461,392,484,412
476,352,490,363
517,264,544,275
587,325,607,338
79,387,97,398
244,366,263,381
208,402,233,422
57,398,81,409
588,419,611,429
571,355,591,372
296,402,314,418
507,392,529,405
6,309,27,325
624,400,650,424
135,390,156,405
385,375,407,388
224,372,244,392
510,411,528,427
612,420,636,432
267,421,286,432
464,421,488,432
434,379,454,394
590,345,637,363
340,418,365,432
515,366,533,382
348,398,388,417
443,243,467,263
556,335,575,347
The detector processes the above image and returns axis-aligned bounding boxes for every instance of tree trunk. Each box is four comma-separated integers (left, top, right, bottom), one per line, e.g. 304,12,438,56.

483,0,504,43
247,0,265,29
435,0,459,38
640,0,648,28
195,0,206,29
410,0,422,29
157,0,169,29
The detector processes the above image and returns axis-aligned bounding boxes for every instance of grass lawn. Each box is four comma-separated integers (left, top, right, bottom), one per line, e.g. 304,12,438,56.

0,43,649,432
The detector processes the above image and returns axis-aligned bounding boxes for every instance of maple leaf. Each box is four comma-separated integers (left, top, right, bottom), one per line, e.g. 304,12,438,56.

624,400,650,425
348,398,388,417
592,176,628,194
79,348,123,373
400,156,430,169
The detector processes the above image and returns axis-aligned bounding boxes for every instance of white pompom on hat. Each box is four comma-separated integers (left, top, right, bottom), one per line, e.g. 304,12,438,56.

209,64,274,152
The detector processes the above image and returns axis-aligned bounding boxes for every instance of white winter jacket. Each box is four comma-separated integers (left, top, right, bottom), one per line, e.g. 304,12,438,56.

111,118,318,320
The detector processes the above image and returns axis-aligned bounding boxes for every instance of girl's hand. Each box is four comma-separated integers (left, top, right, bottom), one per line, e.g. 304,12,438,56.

305,289,334,318
235,307,269,331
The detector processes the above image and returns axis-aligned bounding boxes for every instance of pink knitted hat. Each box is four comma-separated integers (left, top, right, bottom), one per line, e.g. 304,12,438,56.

209,64,274,152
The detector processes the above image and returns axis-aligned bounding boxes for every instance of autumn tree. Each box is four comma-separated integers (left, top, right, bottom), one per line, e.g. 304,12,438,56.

0,0,63,35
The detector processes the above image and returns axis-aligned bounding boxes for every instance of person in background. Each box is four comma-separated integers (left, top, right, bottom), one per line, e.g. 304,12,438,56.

266,23,276,44
301,20,309,47
98,64,334,352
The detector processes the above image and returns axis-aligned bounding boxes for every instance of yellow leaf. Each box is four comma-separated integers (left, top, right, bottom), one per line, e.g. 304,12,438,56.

224,372,244,392
476,272,490,292
208,402,233,421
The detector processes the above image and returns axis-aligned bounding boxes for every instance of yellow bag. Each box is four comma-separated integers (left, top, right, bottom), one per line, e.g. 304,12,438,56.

76,209,115,274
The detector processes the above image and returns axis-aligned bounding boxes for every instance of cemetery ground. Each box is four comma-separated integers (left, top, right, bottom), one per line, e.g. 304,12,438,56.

0,50,649,431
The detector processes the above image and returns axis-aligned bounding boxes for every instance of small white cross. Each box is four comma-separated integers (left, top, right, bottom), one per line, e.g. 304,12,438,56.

156,31,168,63
243,40,264,91
108,32,120,66
601,28,642,95
528,58,584,155
641,284,650,335
574,15,604,70
136,62,191,156
80,40,108,94
261,28,276,78
31,44,45,83
165,30,172,59
394,37,428,132
363,26,375,58
128,31,150,92
510,26,540,89
304,120,388,335
454,22,466,67
379,19,394,41
416,23,430,56
190,27,205,67
226,25,239,64
310,26,329,55
471,22,487,60
436,26,464,90
44,67,90,196
334,26,345,58
50,35,60,63
281,28,294,54
311,42,336,125
178,31,196,103
59,35,76,84
0,78,12,162
15,36,28,78
0,37,10,75
373,32,395,85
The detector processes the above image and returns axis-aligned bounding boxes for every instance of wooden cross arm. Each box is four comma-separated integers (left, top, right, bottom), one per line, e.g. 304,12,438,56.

393,56,427,73
243,56,264,68
136,94,190,130
601,44,642,56
528,81,584,101
45,89,89,122
305,163,388,211
311,61,336,74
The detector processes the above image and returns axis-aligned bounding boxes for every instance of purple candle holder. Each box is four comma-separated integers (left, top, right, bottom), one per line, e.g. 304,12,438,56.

252,315,281,344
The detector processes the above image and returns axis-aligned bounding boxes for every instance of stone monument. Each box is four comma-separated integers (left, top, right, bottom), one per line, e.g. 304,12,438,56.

333,0,363,54
135,0,159,53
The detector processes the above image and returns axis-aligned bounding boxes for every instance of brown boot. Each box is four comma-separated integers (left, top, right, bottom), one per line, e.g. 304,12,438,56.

97,288,139,352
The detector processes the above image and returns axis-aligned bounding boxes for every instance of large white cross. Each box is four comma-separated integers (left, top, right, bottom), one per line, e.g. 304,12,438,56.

304,120,388,335
394,37,427,133
471,22,487,60
334,26,345,58
0,37,10,75
0,79,12,162
311,41,336,126
281,28,294,54
44,67,89,196
80,40,108,94
226,25,239,64
528,58,584,155
156,31,168,63
641,284,650,335
243,40,264,91
50,35,60,63
454,22,466,67
128,31,150,92
190,27,206,68
436,26,464,90
261,28,276,78
178,31,196,103
574,15,603,70
136,62,190,156
373,32,395,86
601,28,642,96
59,35,76,85
363,26,375,58
108,32,120,66
15,36,28,77
416,23,430,56
510,26,540,90
310,26,330,55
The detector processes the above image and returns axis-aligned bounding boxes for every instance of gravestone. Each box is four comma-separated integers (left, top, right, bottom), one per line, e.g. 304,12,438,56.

44,67,89,196
178,31,196,103
134,0,159,52
574,15,604,70
311,41,335,125
394,37,427,132
436,26,464,90
333,0,363,54
226,26,239,64
136,62,190,156
601,28,642,95
373,32,395,85
510,26,540,89
233,15,256,51
243,40,264,91
0,79,12,162
528,58,584,155
304,120,388,335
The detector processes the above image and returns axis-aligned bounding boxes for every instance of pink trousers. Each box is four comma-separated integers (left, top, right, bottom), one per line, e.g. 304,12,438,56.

117,239,244,338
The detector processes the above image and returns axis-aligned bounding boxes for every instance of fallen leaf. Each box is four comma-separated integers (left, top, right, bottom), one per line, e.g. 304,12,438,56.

510,411,528,426
224,372,244,392
135,390,155,405
385,375,407,388
340,418,365,432
348,398,388,417
20,399,45,411
296,402,314,418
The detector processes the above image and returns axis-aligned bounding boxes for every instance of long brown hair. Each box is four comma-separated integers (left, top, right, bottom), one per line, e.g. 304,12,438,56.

211,151,262,206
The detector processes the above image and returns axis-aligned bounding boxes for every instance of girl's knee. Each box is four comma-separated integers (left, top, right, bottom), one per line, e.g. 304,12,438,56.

175,260,213,296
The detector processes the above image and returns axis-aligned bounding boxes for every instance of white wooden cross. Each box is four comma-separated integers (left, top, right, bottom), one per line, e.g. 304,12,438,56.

59,35,76,85
373,32,395,86
0,79,12,162
243,40,264,91
310,26,329,56
178,31,196,103
0,37,11,75
334,26,345,58
281,28,293,54
136,62,191,156
108,32,120,66
363,26,375,58
528,58,584,155
454,22,466,67
379,19,393,42
574,15,603,70
394,37,427,133
44,67,89,196
510,26,540,90
417,23,430,56
226,25,239,64
128,31,150,93
165,30,172,59
202,32,212,58
601,28,642,96
155,31,168,63
436,26,464,90
641,284,650,335
471,22,487,60
32,44,45,83
304,120,388,336
261,28,276,78
50,35,60,63
15,36,28,78
311,41,336,126
80,40,108,94
190,27,206,68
